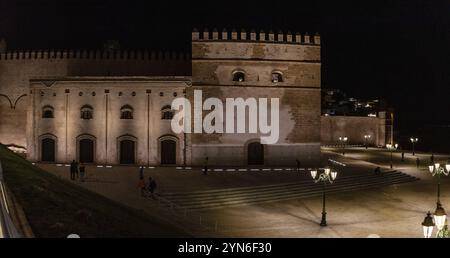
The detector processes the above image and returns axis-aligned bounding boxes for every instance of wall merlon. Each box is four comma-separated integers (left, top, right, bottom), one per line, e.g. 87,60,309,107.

259,30,266,41
212,28,219,40
0,49,190,61
268,30,275,41
231,29,238,40
221,29,228,40
304,33,310,44
286,31,293,42
277,31,284,42
202,28,209,40
240,29,247,40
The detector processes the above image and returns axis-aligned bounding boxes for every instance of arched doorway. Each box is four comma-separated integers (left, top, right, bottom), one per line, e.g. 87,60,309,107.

248,142,264,165
79,139,94,163
161,139,176,165
120,140,135,164
41,138,55,162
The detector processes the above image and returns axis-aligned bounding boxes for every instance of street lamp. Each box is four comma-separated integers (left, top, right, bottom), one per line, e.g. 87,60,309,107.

422,211,435,238
410,137,418,156
386,143,398,169
421,209,449,238
364,135,371,149
338,136,348,155
428,163,450,206
310,167,338,226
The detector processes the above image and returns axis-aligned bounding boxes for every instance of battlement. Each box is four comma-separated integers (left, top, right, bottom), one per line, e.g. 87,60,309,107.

192,28,320,45
0,49,191,61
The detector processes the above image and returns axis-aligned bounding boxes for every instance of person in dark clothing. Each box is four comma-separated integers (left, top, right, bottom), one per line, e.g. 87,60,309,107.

401,151,405,162
70,160,77,180
416,157,420,168
374,166,381,175
296,159,301,172
203,157,208,176
139,166,144,180
148,177,157,199
431,154,435,164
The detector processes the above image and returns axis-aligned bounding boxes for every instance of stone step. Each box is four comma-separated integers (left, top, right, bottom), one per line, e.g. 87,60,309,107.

159,172,418,210
182,177,419,210
175,175,417,208
165,173,412,204
162,171,404,197
162,172,414,201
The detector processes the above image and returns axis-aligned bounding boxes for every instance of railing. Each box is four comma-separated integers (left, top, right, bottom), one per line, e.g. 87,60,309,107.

0,161,21,238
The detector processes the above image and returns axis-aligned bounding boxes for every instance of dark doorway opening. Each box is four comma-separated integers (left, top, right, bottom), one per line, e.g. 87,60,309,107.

120,140,135,164
79,139,94,163
41,138,55,162
161,139,176,165
248,142,264,165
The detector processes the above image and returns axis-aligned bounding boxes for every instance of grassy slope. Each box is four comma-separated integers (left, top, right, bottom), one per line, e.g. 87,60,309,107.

0,145,189,237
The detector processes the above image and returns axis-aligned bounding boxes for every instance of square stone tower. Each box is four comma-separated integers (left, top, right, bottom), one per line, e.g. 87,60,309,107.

188,29,321,166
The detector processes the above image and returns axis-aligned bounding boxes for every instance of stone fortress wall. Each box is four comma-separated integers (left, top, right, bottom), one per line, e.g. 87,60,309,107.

0,48,191,149
0,29,388,166
190,29,321,166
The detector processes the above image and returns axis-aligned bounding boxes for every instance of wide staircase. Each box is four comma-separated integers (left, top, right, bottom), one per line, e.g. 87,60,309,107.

159,170,419,210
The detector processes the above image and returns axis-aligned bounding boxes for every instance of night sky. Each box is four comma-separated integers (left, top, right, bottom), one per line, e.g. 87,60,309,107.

1,0,450,135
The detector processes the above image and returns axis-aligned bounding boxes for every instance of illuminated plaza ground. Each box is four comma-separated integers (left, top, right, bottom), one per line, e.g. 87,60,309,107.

40,148,450,238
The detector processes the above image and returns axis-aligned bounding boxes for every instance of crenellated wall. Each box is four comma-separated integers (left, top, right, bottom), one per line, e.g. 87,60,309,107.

0,49,191,148
190,28,321,166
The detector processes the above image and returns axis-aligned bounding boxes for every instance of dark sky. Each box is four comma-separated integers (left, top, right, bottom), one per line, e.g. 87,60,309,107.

1,0,450,133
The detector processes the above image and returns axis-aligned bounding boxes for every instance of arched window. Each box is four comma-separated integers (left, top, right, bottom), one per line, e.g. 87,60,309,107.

161,105,174,120
232,70,246,82
120,105,134,119
80,105,93,120
271,71,283,83
42,105,54,118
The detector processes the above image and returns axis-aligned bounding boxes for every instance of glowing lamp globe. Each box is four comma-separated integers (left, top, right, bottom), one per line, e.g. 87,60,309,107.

434,204,447,231
422,212,435,238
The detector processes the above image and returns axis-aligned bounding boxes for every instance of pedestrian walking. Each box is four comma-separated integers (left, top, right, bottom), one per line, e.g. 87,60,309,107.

70,160,77,180
138,177,146,197
416,157,420,168
431,153,435,164
139,166,144,180
401,151,405,162
296,159,301,172
75,161,79,179
148,176,157,199
374,166,381,175
203,156,208,176
79,163,85,182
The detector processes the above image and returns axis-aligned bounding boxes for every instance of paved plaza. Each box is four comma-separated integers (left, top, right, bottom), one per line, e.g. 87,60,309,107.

39,148,450,237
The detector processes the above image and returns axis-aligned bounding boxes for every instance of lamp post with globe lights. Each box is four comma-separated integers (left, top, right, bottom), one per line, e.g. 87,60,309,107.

386,143,398,169
410,137,418,156
338,136,348,155
364,135,371,149
428,163,450,206
310,168,338,227
422,163,450,238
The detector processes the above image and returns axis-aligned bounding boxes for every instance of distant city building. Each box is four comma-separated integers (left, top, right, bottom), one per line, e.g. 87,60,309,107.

320,89,393,147
321,89,388,117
